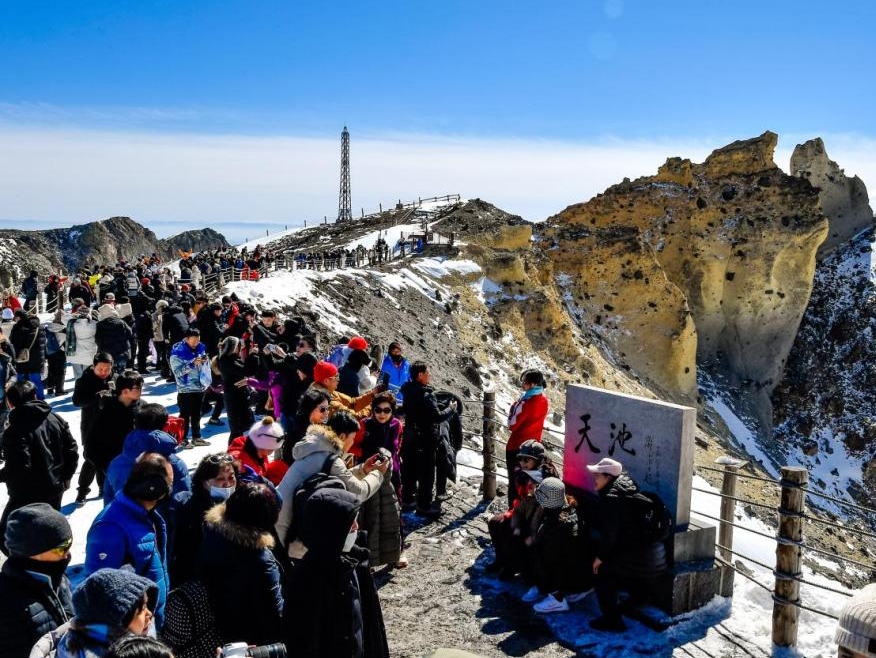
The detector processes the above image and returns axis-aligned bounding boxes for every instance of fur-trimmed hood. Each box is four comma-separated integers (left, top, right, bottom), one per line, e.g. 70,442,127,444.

204,502,275,551
291,423,345,461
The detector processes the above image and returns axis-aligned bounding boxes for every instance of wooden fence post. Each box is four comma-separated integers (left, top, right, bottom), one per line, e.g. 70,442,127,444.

717,457,745,561
482,390,497,500
772,466,808,647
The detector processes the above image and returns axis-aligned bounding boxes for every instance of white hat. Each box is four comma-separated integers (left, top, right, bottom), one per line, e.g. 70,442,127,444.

1,308,13,320
247,417,284,450
586,457,623,477
836,583,876,657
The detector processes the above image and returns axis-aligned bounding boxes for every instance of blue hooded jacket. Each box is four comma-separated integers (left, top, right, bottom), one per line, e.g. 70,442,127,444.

379,354,410,404
169,340,210,394
103,429,191,506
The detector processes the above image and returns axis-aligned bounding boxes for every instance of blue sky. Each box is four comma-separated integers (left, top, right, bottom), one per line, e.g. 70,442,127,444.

1,1,874,242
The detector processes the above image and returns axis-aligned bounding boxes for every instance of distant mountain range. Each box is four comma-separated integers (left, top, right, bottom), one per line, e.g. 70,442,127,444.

0,216,228,289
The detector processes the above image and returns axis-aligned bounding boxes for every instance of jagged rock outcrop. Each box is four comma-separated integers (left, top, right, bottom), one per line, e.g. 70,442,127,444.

790,138,873,258
160,228,230,255
431,199,532,249
538,132,829,430
0,217,229,285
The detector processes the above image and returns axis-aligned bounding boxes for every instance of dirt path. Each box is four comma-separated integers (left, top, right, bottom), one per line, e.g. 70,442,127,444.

375,476,576,658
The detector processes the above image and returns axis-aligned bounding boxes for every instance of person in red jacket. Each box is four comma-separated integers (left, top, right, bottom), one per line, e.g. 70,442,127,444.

227,416,287,485
507,369,549,506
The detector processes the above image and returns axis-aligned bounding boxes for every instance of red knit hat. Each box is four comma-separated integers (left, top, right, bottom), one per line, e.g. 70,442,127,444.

347,336,368,351
313,361,339,383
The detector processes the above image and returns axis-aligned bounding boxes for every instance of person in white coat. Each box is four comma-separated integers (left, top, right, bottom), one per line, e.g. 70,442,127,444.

275,410,388,554
66,302,99,380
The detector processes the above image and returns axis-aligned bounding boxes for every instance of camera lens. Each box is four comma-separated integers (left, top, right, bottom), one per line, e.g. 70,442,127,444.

247,644,287,658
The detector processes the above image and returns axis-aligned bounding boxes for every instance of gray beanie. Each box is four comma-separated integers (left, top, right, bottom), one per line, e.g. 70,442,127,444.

836,583,876,657
535,477,566,510
5,503,72,558
73,567,158,627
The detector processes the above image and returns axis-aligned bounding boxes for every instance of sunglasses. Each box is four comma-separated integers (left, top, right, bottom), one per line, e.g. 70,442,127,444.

374,407,393,414
205,453,234,465
50,537,73,556
317,406,330,412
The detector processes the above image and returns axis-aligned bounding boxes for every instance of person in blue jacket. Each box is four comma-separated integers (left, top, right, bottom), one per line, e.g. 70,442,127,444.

103,403,192,507
85,453,171,630
379,341,410,406
168,328,210,448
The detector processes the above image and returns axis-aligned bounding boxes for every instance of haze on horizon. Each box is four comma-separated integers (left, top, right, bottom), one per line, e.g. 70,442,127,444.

1,1,873,245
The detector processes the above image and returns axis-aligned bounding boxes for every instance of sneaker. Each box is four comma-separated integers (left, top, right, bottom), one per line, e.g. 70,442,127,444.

522,586,542,603
395,552,409,569
191,438,211,447
75,497,87,507
565,588,594,603
533,594,569,613
207,418,224,426
589,615,627,632
179,441,194,450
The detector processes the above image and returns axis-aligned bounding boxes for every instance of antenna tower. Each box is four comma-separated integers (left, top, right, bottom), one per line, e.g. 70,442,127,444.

337,126,353,222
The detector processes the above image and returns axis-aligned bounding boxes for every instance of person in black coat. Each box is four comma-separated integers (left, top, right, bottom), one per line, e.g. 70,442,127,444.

283,486,389,658
520,477,593,614
85,371,143,479
217,337,254,442
72,353,115,503
197,482,284,647
170,453,238,586
162,305,189,348
135,310,154,374
585,458,668,632
0,504,74,658
398,362,457,515
9,310,47,399
95,305,133,374
192,303,225,357
0,381,78,553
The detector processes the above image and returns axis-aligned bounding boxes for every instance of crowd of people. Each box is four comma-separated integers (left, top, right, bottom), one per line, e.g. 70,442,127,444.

0,255,475,658
0,249,737,656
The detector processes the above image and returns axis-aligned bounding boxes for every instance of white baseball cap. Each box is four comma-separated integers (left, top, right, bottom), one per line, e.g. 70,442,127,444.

586,457,623,477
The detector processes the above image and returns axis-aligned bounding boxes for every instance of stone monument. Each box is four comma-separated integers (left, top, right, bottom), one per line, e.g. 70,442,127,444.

564,384,726,615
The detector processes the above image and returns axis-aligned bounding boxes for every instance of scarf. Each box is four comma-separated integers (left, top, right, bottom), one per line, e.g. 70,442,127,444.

508,386,544,429
57,623,124,658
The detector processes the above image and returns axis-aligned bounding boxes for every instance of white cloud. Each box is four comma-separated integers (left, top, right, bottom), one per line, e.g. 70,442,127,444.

0,125,872,244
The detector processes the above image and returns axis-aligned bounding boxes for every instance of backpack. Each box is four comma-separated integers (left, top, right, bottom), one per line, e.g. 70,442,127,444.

287,453,345,545
627,491,673,545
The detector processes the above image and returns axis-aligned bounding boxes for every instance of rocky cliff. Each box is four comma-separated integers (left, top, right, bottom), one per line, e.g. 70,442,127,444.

534,132,828,435
791,138,872,258
0,217,228,288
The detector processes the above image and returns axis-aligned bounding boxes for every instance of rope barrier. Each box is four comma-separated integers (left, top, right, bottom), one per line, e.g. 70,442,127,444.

796,486,876,517
715,543,853,598
690,486,779,512
695,464,781,485
771,592,840,622
801,513,876,541
690,510,777,542
713,555,773,593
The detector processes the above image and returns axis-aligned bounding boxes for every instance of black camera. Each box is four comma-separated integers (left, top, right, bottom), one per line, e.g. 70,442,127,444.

220,642,287,658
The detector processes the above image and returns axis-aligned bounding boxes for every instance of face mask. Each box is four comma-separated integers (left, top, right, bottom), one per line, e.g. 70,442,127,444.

210,485,235,501
342,531,357,553
390,353,403,364
13,555,72,584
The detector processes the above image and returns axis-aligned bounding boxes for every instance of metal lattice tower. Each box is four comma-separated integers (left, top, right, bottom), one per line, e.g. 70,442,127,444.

337,126,353,222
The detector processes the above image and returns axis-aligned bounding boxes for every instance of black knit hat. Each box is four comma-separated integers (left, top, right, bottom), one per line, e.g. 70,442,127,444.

4,503,72,558
73,567,158,627
295,352,319,379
